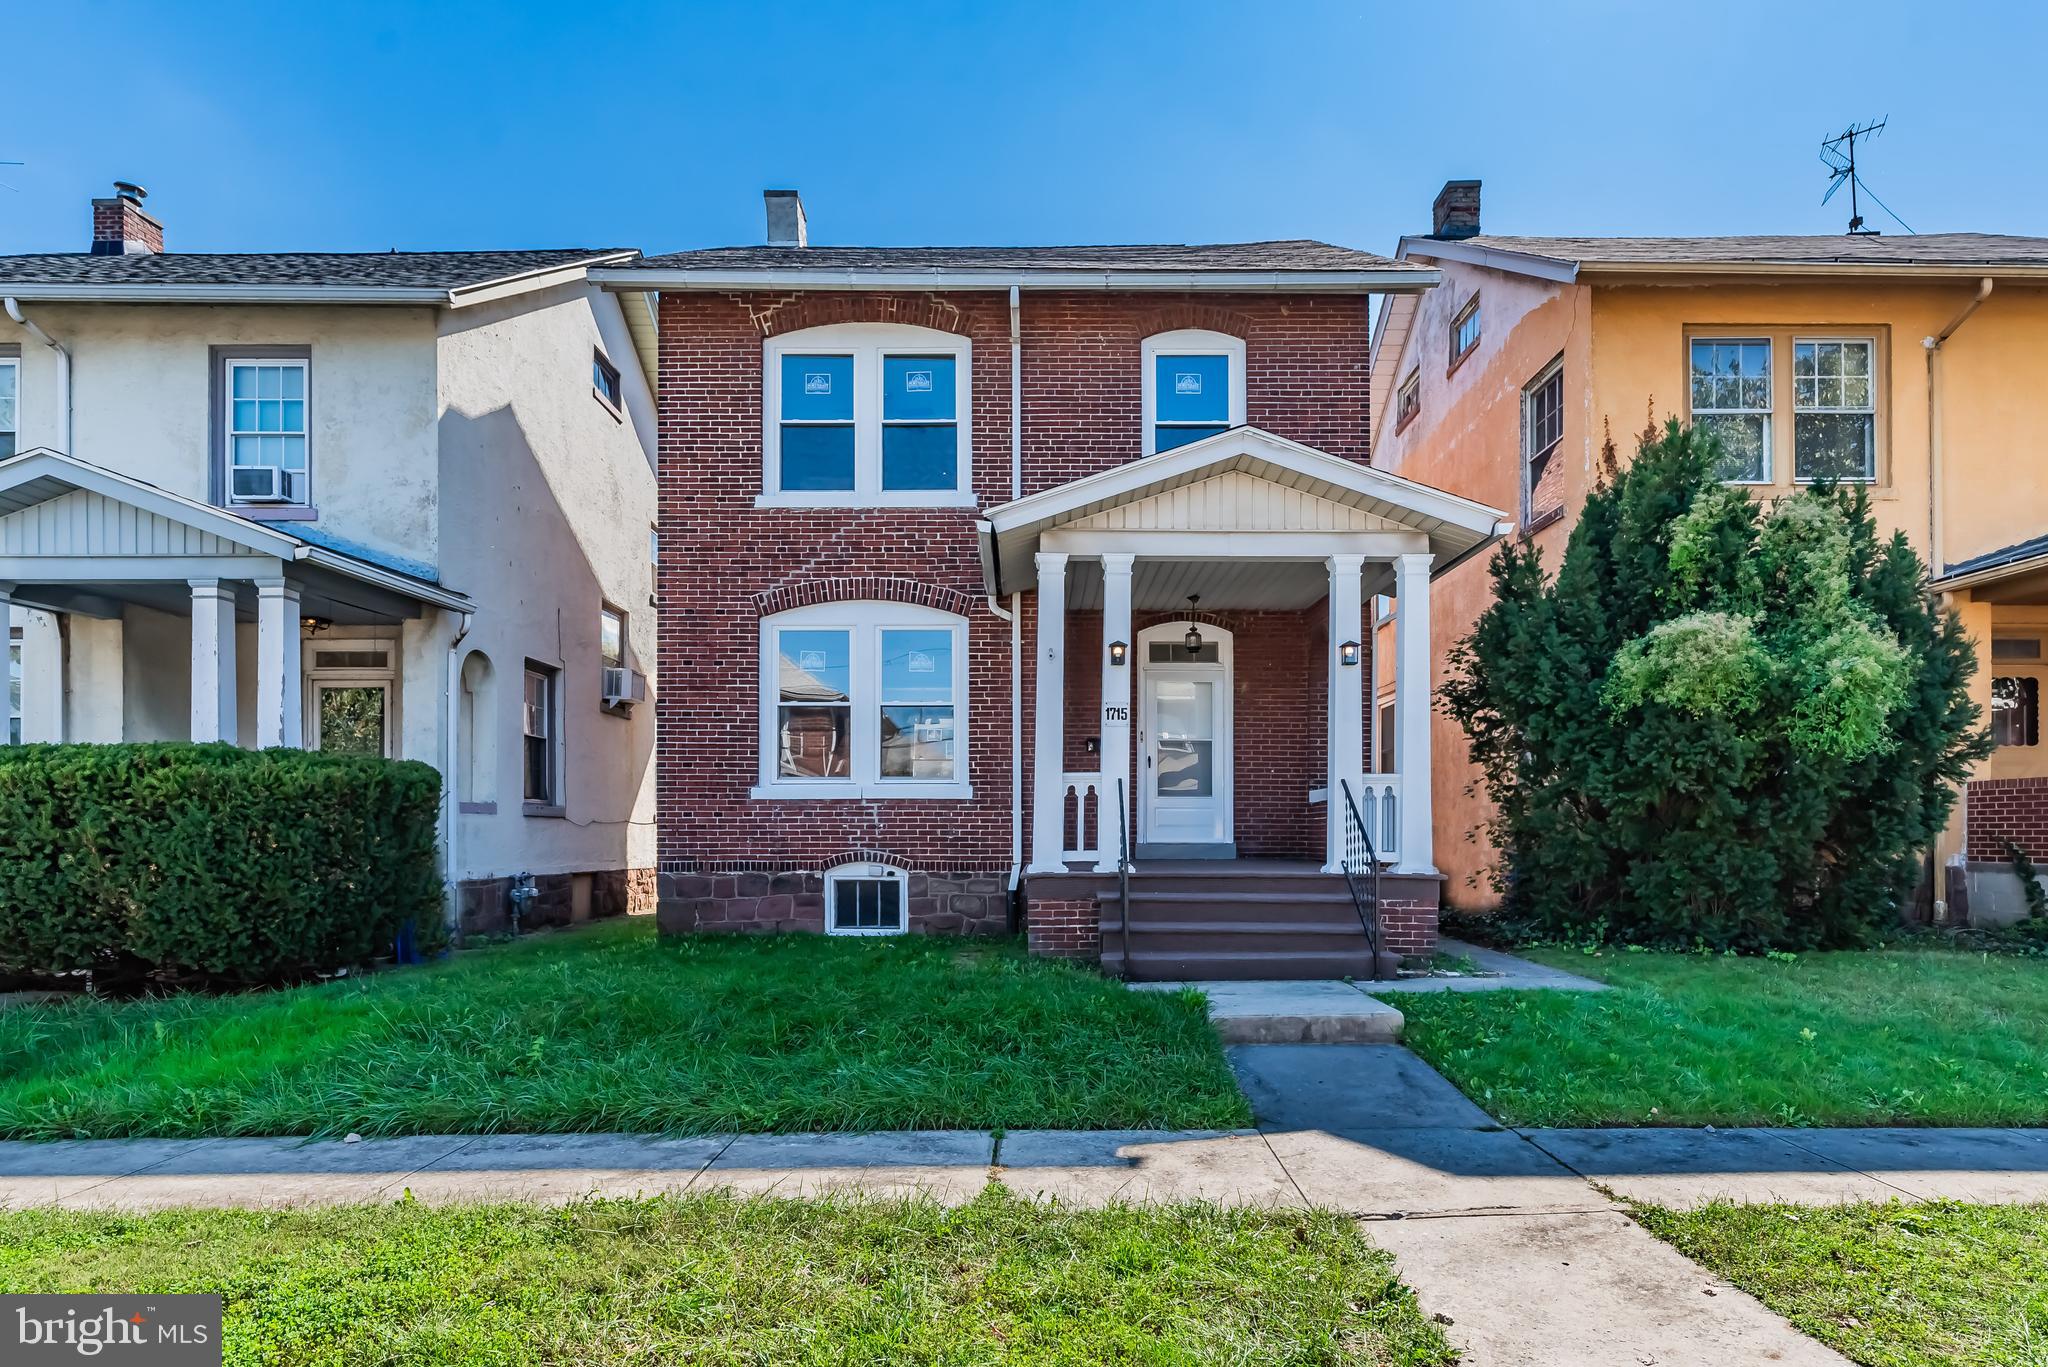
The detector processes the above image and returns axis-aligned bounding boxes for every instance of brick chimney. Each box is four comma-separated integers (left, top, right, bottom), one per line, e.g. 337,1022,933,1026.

91,181,163,255
764,189,807,248
1430,180,1481,240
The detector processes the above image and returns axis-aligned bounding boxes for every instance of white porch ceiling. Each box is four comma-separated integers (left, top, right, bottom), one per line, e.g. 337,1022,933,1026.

1064,557,1342,612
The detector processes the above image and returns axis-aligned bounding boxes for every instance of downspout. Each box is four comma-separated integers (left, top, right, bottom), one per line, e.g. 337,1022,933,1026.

1005,285,1025,904
443,610,475,933
4,298,72,453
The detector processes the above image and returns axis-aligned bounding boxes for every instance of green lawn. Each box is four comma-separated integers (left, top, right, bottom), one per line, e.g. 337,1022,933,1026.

0,921,1250,1139
1635,1201,2048,1367
0,1190,1455,1366
1396,947,2048,1127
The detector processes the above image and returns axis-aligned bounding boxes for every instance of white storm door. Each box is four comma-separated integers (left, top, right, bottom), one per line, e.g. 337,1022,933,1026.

1141,668,1229,844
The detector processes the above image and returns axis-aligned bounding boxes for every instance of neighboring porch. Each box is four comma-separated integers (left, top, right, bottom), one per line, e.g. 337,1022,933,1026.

981,427,1506,978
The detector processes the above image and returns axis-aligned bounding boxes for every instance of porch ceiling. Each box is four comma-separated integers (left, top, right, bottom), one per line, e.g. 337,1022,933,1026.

1065,557,1338,612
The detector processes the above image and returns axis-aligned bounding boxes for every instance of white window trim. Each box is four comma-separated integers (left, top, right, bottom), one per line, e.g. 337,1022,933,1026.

523,661,564,812
1142,329,1246,456
0,355,19,454
824,861,911,936
223,355,312,506
1790,334,1879,484
754,600,972,800
1688,336,1774,485
759,323,975,508
1520,356,1565,521
302,636,399,757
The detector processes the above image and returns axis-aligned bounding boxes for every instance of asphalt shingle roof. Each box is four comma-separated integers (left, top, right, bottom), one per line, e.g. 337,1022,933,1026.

1942,531,2048,580
617,240,1408,273
1445,233,2048,270
0,249,636,291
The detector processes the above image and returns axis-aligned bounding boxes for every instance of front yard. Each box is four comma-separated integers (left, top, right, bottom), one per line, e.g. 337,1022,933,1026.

1635,1200,2048,1367
0,921,1250,1139
0,1189,1454,1365
1397,946,2048,1127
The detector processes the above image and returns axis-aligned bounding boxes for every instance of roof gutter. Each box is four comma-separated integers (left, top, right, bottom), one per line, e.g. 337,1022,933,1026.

1930,547,2048,594
585,266,1441,295
292,544,473,613
3,298,71,454
1925,277,1996,577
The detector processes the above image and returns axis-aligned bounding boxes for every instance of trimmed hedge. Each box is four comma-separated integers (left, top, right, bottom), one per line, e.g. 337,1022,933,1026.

0,744,442,982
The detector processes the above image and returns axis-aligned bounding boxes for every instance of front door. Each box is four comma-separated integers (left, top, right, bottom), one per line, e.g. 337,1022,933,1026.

1138,625,1233,850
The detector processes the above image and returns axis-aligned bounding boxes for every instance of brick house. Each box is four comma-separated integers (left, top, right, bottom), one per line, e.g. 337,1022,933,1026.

591,193,1506,976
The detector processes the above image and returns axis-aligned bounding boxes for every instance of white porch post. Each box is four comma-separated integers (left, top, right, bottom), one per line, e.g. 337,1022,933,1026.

1324,553,1365,872
19,609,63,743
1394,551,1435,874
1097,552,1135,872
1027,552,1070,872
255,577,302,749
188,579,238,744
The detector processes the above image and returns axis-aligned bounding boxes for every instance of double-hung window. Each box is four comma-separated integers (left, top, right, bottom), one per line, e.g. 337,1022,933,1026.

764,324,972,505
1793,338,1877,482
0,355,17,459
225,358,310,505
1522,358,1564,520
1143,330,1245,454
758,602,969,799
523,663,561,808
1689,339,1772,483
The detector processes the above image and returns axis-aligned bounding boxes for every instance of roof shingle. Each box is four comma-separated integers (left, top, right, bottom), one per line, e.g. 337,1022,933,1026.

0,249,636,291
1436,233,2048,270
615,240,1407,273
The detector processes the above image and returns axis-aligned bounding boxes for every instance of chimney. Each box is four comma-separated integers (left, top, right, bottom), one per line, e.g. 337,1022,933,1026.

764,189,808,248
91,181,163,255
1430,179,1481,240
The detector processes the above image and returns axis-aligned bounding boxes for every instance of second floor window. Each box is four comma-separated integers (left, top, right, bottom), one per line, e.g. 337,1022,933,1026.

1143,329,1245,455
0,356,17,459
1522,358,1564,520
1450,297,1481,368
1396,370,1421,430
226,358,309,505
763,324,972,506
1793,338,1876,482
592,348,623,415
1689,339,1772,483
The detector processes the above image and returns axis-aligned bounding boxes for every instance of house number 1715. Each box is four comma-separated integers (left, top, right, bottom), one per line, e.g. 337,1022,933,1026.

1102,705,1129,722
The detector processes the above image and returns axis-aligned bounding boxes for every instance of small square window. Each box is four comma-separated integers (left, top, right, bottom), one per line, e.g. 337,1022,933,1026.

593,349,623,413
826,865,907,935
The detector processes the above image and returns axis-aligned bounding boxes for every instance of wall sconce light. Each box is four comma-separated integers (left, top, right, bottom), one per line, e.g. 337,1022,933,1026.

1108,640,1129,667
1338,639,1362,667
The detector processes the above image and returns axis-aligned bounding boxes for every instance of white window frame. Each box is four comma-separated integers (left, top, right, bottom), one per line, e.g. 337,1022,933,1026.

824,862,910,937
760,323,974,508
523,662,563,812
302,636,398,758
0,355,19,459
1688,337,1774,485
754,600,971,800
1521,356,1565,520
223,356,312,506
1396,369,1421,429
1142,329,1246,456
1791,335,1879,484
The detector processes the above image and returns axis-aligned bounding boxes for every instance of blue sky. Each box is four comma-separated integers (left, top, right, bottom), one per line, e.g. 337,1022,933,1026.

3,1,2043,257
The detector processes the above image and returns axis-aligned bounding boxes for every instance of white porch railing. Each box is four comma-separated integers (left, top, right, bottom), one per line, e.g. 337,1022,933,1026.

1334,773,1401,864
1060,771,1104,866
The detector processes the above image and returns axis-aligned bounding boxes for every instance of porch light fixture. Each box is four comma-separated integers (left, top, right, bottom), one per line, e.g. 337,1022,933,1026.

300,615,333,634
1339,639,1362,667
1108,639,1128,667
1182,595,1204,657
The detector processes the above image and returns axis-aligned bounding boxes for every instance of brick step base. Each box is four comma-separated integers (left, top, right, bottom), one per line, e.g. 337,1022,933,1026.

1100,946,1386,982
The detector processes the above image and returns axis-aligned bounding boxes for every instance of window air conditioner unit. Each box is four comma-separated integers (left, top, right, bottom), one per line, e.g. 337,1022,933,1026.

231,466,296,503
602,666,647,710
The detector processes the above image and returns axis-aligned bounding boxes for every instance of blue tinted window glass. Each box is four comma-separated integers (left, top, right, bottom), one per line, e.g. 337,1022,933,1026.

881,426,958,490
1155,424,1227,452
780,354,853,422
881,629,953,703
1154,354,1230,424
779,425,855,490
778,629,851,703
883,355,955,421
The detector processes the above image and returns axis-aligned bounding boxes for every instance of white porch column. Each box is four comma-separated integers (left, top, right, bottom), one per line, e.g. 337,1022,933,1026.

1027,552,1069,873
254,577,302,749
1324,554,1365,872
1096,552,1135,872
187,579,238,743
1394,551,1435,874
19,609,63,743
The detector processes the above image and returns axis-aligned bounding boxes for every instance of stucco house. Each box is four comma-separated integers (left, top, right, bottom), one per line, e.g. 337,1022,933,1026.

1369,179,2048,922
0,183,660,932
591,191,1506,978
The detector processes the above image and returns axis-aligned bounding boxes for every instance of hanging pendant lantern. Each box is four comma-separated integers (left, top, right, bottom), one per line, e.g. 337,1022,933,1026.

1183,595,1204,657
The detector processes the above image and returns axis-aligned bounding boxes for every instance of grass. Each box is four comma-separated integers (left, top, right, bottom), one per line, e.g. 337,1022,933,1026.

1635,1200,2048,1367
0,921,1250,1139
1396,947,2048,1127
0,1189,1455,1366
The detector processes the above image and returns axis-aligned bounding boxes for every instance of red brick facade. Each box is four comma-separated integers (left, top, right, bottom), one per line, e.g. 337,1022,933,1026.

1966,777,2048,861
655,286,1396,943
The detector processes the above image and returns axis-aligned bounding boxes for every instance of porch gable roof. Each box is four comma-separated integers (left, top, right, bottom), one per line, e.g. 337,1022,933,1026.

977,426,1510,597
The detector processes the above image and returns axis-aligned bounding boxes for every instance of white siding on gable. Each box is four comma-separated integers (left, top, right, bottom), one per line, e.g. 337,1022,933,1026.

1064,471,1405,534
0,488,269,559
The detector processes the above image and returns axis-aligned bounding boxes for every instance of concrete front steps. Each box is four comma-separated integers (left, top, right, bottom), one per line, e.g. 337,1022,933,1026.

1096,868,1385,981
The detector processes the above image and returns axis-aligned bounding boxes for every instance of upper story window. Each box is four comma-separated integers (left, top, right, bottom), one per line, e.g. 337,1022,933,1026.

1689,338,1772,484
758,600,969,800
1396,370,1421,431
1449,297,1481,369
1143,329,1245,455
0,355,17,459
592,348,623,417
762,324,972,506
1793,338,1876,482
225,358,310,505
1522,358,1564,522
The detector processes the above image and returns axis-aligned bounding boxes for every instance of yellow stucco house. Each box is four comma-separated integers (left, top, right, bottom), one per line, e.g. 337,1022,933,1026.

1370,180,2048,922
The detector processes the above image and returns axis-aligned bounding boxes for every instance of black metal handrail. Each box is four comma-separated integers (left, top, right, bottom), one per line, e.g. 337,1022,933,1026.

1115,777,1133,980
1338,778,1385,979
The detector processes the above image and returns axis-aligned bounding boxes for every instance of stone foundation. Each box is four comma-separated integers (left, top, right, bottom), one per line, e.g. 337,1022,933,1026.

655,869,1011,937
456,866,655,939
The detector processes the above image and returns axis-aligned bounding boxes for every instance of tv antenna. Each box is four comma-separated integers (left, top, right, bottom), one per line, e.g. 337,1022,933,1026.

1821,119,1912,235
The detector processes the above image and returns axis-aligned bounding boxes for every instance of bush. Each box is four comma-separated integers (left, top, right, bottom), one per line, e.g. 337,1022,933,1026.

1441,420,1990,951
0,743,442,983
